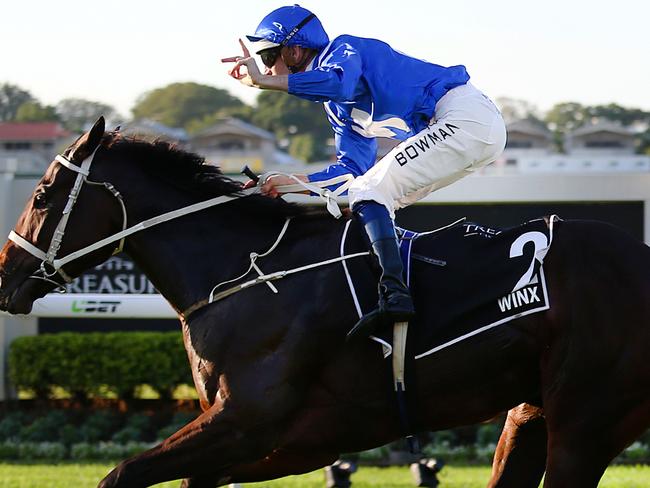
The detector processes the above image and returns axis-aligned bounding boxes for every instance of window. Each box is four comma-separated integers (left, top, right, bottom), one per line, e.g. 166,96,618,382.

4,142,31,150
217,140,245,150
505,140,533,149
584,140,623,148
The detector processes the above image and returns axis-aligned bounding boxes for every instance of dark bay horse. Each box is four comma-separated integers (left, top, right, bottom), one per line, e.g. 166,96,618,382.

1,117,649,488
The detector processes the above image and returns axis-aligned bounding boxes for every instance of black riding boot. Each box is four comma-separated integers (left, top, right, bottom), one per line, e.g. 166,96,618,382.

347,201,415,341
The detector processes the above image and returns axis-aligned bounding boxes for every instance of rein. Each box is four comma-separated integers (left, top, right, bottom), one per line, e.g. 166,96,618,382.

8,147,257,289
181,217,369,319
7,147,368,319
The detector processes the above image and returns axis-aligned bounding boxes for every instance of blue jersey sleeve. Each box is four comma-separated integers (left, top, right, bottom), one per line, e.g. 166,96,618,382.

308,124,377,193
288,42,363,103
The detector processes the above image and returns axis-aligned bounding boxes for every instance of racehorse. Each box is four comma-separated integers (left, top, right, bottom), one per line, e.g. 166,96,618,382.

0,117,649,488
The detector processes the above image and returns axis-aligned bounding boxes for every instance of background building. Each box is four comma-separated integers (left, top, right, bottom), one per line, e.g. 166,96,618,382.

0,122,73,175
189,118,303,174
500,119,650,173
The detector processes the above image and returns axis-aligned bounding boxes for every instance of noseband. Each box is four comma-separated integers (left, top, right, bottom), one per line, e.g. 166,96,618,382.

8,146,127,290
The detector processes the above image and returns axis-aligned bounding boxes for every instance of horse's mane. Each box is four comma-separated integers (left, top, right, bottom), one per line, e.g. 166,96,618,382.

104,133,308,218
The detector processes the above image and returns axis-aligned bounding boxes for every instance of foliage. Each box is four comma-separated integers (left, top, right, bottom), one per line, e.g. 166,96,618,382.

358,445,391,461
543,102,650,153
0,412,30,441
55,98,119,132
289,133,317,162
79,412,120,442
8,332,192,400
132,82,245,130
155,411,196,440
185,104,255,134
616,442,650,463
430,430,458,445
475,423,500,446
495,97,541,124
111,413,151,443
19,411,68,442
69,441,154,460
14,101,58,122
635,128,650,155
586,103,650,127
0,83,35,121
252,90,332,161
19,442,67,460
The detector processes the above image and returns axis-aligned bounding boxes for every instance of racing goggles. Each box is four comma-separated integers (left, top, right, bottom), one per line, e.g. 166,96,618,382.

259,47,282,68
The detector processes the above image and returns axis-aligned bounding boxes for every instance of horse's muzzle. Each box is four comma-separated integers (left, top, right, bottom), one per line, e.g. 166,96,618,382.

0,243,46,315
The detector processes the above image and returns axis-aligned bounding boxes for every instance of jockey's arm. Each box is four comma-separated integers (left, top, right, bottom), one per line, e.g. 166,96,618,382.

287,43,363,103
259,119,378,198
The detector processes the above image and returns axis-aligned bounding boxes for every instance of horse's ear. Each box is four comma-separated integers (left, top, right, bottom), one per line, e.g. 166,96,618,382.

89,116,105,145
70,116,105,161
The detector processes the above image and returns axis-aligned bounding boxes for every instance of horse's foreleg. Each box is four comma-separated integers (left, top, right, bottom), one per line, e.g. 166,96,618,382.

487,403,546,488
97,400,281,488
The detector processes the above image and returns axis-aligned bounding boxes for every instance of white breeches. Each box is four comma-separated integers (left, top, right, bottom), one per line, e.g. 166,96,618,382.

348,83,507,218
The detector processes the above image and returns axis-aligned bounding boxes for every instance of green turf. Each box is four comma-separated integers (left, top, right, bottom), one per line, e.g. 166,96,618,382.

0,463,649,487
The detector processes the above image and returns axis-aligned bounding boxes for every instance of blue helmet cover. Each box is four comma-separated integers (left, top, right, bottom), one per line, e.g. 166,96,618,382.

246,5,329,51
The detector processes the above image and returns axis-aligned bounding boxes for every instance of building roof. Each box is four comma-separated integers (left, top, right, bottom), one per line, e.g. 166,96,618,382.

506,119,552,139
571,120,634,137
0,122,71,141
192,118,275,141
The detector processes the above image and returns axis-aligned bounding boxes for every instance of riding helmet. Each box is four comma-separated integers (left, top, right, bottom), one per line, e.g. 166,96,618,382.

246,5,329,54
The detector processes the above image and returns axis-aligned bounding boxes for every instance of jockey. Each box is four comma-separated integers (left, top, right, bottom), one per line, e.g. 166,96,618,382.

223,5,507,340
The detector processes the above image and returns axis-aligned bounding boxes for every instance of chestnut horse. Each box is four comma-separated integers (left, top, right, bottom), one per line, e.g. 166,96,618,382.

1,118,649,488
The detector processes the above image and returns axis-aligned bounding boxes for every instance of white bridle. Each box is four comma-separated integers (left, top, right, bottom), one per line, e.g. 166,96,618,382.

7,146,256,290
8,146,128,289
7,145,351,293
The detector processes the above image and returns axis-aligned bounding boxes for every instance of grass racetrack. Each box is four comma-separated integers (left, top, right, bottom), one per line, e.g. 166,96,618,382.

1,463,650,487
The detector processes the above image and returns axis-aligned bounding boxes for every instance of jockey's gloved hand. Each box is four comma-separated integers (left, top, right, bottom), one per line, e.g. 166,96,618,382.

242,179,257,190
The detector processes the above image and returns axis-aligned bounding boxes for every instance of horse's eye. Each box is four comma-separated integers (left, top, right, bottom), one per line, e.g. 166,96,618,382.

33,192,48,209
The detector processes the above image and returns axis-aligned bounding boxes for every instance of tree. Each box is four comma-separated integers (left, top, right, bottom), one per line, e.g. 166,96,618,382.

544,102,588,133
252,91,332,162
544,102,650,153
185,104,255,134
637,128,650,155
0,83,35,121
289,134,317,162
543,102,589,152
132,83,245,130
56,98,119,132
14,101,58,122
495,97,541,124
586,103,649,127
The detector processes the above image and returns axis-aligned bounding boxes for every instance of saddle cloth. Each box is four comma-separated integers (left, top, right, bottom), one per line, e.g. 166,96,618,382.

379,216,556,360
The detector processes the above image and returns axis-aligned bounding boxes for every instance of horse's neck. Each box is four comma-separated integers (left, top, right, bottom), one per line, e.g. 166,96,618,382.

125,206,340,315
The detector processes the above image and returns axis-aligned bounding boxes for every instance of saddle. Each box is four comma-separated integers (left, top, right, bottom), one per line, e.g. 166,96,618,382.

394,216,556,360
362,216,558,451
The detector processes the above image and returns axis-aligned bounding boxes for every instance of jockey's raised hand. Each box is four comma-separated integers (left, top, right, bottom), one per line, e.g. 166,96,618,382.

221,39,262,88
222,38,289,91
